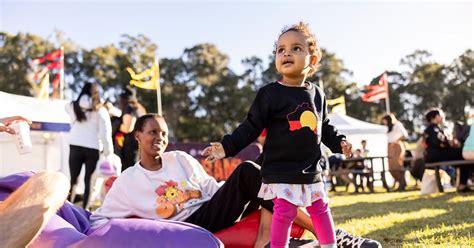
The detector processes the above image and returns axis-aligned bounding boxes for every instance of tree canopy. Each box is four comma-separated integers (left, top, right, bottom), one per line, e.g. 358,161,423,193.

1,32,472,141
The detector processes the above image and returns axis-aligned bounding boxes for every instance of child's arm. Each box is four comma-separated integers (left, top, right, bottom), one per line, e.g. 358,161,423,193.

202,142,226,162
203,89,271,161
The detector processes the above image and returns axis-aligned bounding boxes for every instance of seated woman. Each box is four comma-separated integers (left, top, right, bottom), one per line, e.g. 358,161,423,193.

91,114,380,247
423,108,472,193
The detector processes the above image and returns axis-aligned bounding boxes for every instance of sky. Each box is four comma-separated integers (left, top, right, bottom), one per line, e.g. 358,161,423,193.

1,0,472,85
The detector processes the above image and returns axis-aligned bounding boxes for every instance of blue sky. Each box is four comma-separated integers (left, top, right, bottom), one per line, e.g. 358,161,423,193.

1,0,472,85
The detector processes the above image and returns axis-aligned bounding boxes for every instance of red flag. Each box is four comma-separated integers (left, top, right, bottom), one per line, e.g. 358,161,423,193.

32,49,62,65
46,61,63,70
52,74,61,88
362,73,388,102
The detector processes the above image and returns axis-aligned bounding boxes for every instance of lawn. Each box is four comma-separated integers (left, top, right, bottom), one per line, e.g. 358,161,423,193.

303,187,474,247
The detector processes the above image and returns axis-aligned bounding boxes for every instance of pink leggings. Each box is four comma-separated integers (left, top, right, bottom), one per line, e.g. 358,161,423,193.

271,198,335,248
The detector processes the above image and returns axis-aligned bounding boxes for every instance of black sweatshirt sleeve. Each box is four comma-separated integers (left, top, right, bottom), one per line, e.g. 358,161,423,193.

320,93,346,153
221,89,271,157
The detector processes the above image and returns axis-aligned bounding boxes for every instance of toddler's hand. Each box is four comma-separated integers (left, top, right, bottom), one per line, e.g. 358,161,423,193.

202,142,226,162
340,140,352,158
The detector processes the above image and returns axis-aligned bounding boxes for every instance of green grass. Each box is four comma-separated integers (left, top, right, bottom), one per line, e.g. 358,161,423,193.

302,187,474,247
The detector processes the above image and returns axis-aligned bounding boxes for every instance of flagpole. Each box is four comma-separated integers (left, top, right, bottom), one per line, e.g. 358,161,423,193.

155,57,162,116
384,73,390,113
60,46,65,99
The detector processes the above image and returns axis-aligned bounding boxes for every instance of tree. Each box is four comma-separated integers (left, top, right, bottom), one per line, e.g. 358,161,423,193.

77,45,126,92
0,32,55,96
443,50,474,122
240,56,265,91
399,50,447,131
159,57,192,141
177,43,252,142
311,48,353,100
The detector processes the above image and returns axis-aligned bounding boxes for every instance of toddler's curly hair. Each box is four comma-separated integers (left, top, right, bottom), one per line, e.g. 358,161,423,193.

274,22,322,76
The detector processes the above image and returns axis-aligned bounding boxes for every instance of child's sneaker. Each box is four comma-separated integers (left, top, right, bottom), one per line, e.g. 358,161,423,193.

335,229,382,248
288,238,319,247
264,238,319,248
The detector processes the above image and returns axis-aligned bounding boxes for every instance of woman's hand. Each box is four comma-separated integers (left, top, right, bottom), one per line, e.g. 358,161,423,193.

202,142,226,162
0,116,32,134
340,140,353,158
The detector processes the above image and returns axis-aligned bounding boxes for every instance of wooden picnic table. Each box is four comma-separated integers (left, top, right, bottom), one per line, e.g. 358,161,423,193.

424,160,474,192
331,156,390,193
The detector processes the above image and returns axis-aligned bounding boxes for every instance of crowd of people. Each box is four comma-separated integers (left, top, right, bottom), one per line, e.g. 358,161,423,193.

1,21,472,248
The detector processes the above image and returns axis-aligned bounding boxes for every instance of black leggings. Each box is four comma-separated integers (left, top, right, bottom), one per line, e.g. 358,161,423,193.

69,145,99,208
185,161,273,233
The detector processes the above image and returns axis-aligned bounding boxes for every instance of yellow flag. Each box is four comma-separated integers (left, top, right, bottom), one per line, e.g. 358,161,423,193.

38,73,50,99
327,96,346,115
327,96,345,106
126,60,159,90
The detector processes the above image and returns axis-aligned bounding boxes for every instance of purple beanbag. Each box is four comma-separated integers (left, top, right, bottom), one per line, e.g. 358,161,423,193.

0,172,223,248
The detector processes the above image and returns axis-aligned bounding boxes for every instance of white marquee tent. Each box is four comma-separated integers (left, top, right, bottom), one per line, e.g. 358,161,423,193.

328,112,388,156
327,112,392,185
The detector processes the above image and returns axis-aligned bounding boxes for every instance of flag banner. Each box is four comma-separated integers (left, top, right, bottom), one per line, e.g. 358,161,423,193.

52,74,61,88
27,67,49,82
126,60,160,90
130,79,158,90
51,74,61,97
27,71,49,99
30,48,64,99
46,61,63,70
362,90,387,102
126,67,153,81
38,73,50,99
327,96,346,114
32,49,62,65
28,78,40,95
327,96,345,106
361,73,388,102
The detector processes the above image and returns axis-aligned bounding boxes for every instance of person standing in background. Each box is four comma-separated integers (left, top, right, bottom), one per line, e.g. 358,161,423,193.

382,113,408,191
65,82,113,208
361,140,369,157
115,86,147,172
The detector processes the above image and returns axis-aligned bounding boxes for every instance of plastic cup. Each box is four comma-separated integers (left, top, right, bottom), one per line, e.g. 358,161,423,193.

10,121,33,155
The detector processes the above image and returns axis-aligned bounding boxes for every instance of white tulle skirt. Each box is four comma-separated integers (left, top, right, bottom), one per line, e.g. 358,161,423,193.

257,182,328,207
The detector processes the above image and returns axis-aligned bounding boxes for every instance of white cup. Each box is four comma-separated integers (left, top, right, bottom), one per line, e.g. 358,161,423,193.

10,121,33,155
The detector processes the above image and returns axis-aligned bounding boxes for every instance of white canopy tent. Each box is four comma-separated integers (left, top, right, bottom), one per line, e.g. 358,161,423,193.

0,91,71,176
328,112,388,156
327,112,392,185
